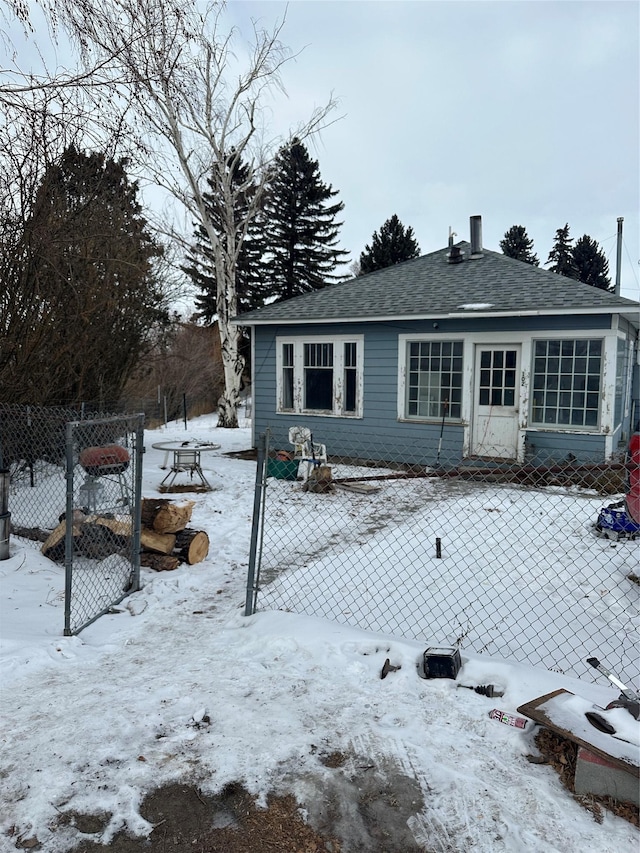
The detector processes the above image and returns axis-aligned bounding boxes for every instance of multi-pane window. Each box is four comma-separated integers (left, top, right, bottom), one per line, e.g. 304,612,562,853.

406,341,463,419
277,337,363,417
614,338,628,427
531,339,602,427
344,342,358,414
282,343,294,410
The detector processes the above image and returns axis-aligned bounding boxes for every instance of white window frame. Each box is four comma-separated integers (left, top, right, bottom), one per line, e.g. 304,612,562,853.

276,334,364,418
397,334,468,423
529,336,604,430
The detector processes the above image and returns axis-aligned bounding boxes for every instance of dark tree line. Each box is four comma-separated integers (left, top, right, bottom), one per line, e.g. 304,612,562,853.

501,223,612,290
0,146,169,407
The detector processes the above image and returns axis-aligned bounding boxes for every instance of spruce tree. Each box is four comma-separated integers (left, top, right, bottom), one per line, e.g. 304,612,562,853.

358,214,420,274
183,151,266,323
572,234,611,291
1,145,165,407
499,225,539,266
546,223,579,279
262,138,348,302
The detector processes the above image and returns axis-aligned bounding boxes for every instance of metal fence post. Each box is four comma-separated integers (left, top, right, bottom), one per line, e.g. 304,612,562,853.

130,416,145,592
245,431,267,616
63,422,75,636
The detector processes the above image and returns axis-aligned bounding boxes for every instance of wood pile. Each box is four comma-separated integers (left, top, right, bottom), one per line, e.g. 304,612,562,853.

39,498,209,571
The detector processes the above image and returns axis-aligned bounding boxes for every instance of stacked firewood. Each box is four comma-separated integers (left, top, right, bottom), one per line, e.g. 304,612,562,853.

38,498,209,571
139,498,209,571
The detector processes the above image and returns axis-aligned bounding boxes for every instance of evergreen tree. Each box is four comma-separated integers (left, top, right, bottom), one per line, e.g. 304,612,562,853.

262,138,349,302
358,214,420,274
546,223,579,279
183,151,266,323
499,225,539,266
572,234,611,291
0,145,166,406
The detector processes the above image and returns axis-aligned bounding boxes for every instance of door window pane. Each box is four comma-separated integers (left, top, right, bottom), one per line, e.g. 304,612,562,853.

478,350,518,409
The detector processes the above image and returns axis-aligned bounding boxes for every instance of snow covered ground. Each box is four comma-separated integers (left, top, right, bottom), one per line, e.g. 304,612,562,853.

1,414,638,852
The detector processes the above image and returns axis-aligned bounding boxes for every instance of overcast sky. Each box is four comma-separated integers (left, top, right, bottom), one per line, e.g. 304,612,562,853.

4,1,638,300
225,0,639,299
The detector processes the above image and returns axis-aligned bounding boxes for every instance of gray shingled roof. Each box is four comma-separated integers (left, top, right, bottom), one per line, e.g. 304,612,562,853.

235,241,639,325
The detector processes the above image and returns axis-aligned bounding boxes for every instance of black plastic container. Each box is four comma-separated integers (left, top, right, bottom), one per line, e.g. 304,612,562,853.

0,511,10,561
0,468,8,514
423,646,462,679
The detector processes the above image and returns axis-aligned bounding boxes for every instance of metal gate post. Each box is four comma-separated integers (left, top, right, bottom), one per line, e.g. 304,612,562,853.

63,422,75,636
244,432,267,616
130,416,145,592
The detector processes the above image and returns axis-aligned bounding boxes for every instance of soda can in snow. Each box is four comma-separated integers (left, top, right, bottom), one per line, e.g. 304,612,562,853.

489,709,528,729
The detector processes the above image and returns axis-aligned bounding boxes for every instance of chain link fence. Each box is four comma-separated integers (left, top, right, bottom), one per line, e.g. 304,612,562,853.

246,428,639,689
0,405,144,635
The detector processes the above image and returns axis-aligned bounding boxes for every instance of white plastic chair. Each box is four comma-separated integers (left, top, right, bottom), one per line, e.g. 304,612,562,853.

288,426,328,480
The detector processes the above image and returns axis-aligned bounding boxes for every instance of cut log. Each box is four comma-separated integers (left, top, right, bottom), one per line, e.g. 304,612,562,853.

305,465,334,494
41,516,127,563
141,498,195,534
87,514,176,555
87,515,131,536
11,523,51,544
78,522,129,560
140,553,180,572
140,528,176,555
173,528,209,565
41,519,83,563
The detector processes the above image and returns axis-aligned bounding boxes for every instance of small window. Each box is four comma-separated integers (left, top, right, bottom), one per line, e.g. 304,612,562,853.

614,338,627,427
344,342,358,414
304,343,334,411
282,343,294,410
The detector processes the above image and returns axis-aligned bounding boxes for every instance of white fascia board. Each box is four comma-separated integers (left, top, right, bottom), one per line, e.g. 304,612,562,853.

237,306,639,327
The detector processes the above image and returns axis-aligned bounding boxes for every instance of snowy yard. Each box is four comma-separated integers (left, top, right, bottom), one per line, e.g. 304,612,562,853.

0,415,638,852
257,461,638,685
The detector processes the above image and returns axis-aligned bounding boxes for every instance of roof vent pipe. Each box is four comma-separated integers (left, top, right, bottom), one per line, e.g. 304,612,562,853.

615,217,623,296
470,215,483,258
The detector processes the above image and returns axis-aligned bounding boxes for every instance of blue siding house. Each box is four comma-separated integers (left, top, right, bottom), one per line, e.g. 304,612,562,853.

236,217,639,466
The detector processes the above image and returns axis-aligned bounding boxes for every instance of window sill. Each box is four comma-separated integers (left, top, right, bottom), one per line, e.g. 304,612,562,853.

527,426,602,434
276,410,362,419
397,417,464,426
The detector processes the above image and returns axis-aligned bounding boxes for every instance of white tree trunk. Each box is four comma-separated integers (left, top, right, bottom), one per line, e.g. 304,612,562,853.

56,0,336,427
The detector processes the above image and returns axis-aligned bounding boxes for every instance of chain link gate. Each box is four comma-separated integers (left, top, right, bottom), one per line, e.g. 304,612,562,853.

246,429,639,689
63,414,144,635
0,405,144,635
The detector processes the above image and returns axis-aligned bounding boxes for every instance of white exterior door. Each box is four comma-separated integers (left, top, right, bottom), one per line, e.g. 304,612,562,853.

471,345,521,459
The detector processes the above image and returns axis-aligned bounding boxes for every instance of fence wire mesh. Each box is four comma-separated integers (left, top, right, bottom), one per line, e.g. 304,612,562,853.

0,405,144,635
248,428,639,689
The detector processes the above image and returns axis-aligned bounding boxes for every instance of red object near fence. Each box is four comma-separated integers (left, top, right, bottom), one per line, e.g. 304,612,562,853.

625,432,640,524
79,445,130,476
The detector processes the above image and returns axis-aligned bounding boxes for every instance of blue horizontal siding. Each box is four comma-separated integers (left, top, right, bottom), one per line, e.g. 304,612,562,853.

252,315,622,466
524,431,606,464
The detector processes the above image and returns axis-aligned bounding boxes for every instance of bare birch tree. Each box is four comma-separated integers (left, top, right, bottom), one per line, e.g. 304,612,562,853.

1,0,138,116
58,0,336,427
